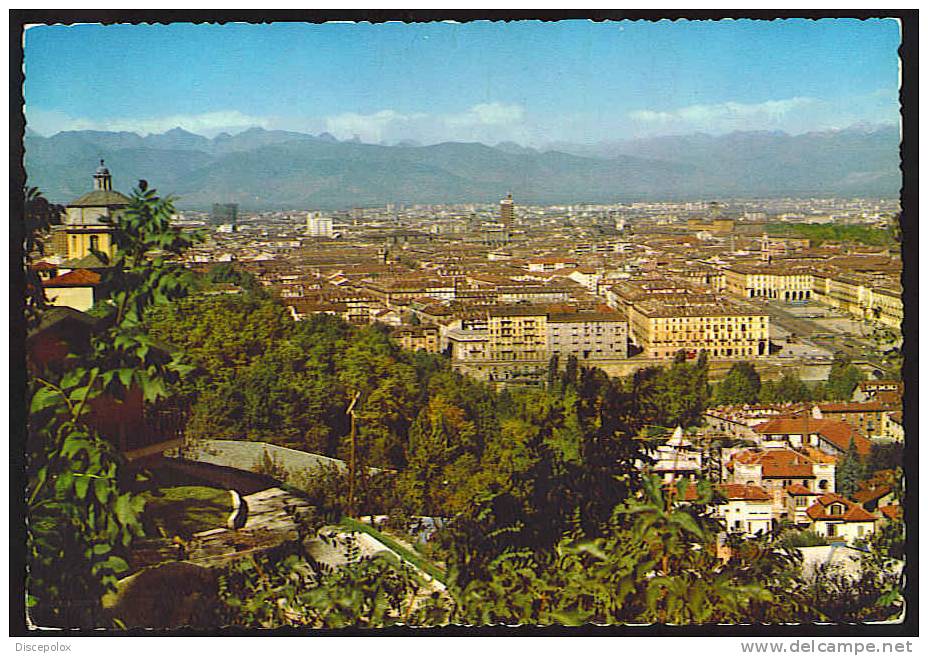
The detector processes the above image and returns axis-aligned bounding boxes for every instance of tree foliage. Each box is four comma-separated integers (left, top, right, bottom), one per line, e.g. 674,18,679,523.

759,371,812,404
713,362,761,406
23,187,63,329
824,356,865,401
836,438,867,497
215,545,437,628
26,185,200,627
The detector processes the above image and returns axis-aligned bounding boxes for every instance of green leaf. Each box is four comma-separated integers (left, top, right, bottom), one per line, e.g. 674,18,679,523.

105,555,128,573
30,386,62,414
93,477,110,505
54,472,74,496
61,437,93,458
117,368,135,388
60,369,85,390
74,474,91,500
68,385,92,403
114,494,135,526
670,510,704,538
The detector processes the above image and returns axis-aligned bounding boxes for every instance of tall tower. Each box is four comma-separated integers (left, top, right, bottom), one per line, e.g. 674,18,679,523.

93,159,113,191
500,193,514,228
211,203,239,226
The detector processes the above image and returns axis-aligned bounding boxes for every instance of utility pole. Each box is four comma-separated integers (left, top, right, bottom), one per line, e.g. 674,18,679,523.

346,391,361,518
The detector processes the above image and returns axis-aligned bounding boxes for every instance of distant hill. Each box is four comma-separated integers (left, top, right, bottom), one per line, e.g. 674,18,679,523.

24,125,901,210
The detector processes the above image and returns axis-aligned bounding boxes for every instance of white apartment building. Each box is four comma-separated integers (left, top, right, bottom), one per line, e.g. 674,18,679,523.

306,212,334,238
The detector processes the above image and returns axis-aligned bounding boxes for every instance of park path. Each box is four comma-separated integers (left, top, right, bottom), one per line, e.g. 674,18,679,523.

185,487,315,568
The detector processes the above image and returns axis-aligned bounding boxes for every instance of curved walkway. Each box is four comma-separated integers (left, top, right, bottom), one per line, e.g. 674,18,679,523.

185,486,316,568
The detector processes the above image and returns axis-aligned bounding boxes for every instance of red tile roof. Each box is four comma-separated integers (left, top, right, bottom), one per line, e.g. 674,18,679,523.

664,483,700,502
667,482,771,503
852,474,896,507
754,417,870,456
719,483,771,501
728,447,836,478
806,493,878,523
42,269,101,287
874,391,903,407
880,505,902,521
786,483,816,496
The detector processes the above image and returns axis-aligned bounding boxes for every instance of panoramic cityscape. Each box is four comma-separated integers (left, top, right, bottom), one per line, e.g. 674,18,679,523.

19,18,907,632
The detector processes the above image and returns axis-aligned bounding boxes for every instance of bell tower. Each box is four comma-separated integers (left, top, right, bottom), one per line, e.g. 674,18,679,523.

93,159,113,191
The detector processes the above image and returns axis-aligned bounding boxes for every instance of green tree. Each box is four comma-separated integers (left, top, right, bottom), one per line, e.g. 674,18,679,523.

23,187,63,329
215,547,433,628
801,553,903,623
205,262,261,292
546,354,560,390
836,437,867,497
561,354,579,389
824,356,865,401
450,477,803,625
399,396,477,515
655,356,709,427
759,371,812,404
337,326,420,470
713,362,761,406
147,293,293,384
27,184,199,627
866,442,903,476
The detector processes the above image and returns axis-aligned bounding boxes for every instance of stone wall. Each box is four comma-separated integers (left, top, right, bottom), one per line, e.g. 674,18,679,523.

181,439,348,484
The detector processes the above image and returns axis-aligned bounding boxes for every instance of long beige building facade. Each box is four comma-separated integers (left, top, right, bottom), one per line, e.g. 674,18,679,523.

724,264,814,301
628,297,770,360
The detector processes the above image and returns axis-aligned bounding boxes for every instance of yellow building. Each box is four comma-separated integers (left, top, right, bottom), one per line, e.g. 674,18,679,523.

487,306,548,361
869,286,903,330
812,270,902,330
391,325,441,353
628,298,770,359
820,274,866,316
53,160,129,262
724,264,813,301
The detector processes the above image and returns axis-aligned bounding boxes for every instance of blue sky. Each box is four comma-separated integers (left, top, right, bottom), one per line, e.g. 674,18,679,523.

24,19,901,145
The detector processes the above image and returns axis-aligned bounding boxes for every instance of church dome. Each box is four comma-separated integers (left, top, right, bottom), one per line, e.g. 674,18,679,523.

68,189,132,208
69,159,129,207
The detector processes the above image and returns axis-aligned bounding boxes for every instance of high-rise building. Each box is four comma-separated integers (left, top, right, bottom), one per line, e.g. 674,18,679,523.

500,193,514,228
211,203,238,226
306,211,334,238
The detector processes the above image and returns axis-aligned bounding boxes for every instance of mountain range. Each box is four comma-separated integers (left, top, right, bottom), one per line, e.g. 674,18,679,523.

23,125,901,210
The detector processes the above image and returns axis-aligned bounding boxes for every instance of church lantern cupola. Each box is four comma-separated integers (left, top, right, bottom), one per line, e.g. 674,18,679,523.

93,159,112,191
